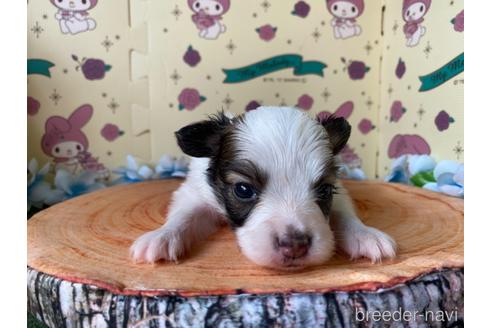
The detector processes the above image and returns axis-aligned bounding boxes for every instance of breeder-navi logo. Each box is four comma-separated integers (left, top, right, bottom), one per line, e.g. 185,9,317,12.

355,307,458,323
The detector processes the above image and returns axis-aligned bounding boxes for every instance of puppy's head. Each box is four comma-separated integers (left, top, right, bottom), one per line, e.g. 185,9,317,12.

175,107,351,270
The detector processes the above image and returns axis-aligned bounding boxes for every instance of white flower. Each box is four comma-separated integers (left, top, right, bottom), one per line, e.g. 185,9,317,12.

27,159,51,211
113,155,155,184
45,169,106,205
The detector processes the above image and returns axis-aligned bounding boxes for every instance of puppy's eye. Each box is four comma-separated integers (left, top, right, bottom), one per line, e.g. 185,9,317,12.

420,5,424,12
55,147,60,153
234,183,257,201
317,184,335,199
195,2,200,9
333,5,338,11
406,10,410,17
76,145,82,151
351,6,356,13
215,4,221,11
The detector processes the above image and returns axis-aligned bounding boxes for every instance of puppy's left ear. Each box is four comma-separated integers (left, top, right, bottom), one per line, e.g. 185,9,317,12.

317,115,351,155
175,112,232,158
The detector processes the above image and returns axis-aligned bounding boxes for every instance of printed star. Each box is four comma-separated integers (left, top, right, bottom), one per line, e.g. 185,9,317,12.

102,92,107,98
252,13,258,18
321,88,331,102
62,68,69,74
392,21,399,34
163,28,168,33
42,14,48,20
101,36,114,52
108,98,120,114
453,141,463,159
115,35,120,41
170,70,181,85
366,97,374,110
275,93,280,98
417,105,425,120
222,94,234,109
321,21,326,26
31,21,44,38
287,39,292,44
423,42,432,58
387,85,394,96
49,89,62,105
364,42,373,55
226,40,237,54
312,28,321,42
260,0,271,12
206,75,212,80
171,5,182,20
107,151,112,156
449,0,455,5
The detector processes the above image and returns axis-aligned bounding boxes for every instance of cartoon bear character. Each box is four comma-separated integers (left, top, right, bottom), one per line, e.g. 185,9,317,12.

326,0,364,39
41,104,108,178
188,0,230,40
402,0,431,47
50,0,98,35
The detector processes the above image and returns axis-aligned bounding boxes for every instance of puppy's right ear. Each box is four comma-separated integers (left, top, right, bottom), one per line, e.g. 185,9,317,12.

175,112,232,158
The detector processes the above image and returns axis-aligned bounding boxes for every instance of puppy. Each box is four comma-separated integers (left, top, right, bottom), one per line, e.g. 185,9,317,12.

130,107,396,269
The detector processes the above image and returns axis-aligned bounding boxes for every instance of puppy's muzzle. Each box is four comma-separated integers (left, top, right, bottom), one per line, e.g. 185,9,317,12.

275,226,312,260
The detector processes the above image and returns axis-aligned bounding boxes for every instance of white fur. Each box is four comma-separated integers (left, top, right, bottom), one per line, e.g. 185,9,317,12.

130,107,396,269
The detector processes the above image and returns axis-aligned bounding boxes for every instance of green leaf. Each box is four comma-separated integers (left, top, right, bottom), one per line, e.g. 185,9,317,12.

105,65,112,72
200,96,207,102
178,104,184,110
365,66,371,73
410,171,436,187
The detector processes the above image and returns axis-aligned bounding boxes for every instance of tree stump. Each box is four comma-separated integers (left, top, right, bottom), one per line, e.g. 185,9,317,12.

27,180,464,328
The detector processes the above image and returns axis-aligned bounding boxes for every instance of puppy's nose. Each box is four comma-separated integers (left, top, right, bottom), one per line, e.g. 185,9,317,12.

276,229,311,259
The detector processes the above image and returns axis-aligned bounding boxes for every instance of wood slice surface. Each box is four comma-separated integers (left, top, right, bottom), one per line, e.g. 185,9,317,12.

27,179,464,297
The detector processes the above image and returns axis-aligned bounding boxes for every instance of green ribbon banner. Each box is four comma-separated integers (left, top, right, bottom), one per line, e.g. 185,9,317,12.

223,54,327,83
27,59,55,77
418,52,464,92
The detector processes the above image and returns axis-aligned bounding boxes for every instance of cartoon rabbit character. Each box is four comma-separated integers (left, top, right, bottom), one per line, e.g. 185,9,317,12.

326,0,364,39
402,0,431,47
41,105,108,178
50,0,98,35
188,0,230,40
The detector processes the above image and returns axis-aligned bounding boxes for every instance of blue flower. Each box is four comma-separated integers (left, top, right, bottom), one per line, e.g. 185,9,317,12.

154,155,189,179
385,155,436,184
338,164,367,180
45,169,106,205
27,159,51,211
423,161,464,198
112,155,155,185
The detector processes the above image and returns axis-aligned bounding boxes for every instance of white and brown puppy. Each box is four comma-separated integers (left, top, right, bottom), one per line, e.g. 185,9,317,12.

130,107,396,269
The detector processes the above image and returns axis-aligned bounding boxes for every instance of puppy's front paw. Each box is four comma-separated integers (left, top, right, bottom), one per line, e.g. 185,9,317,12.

338,225,396,263
130,228,185,264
